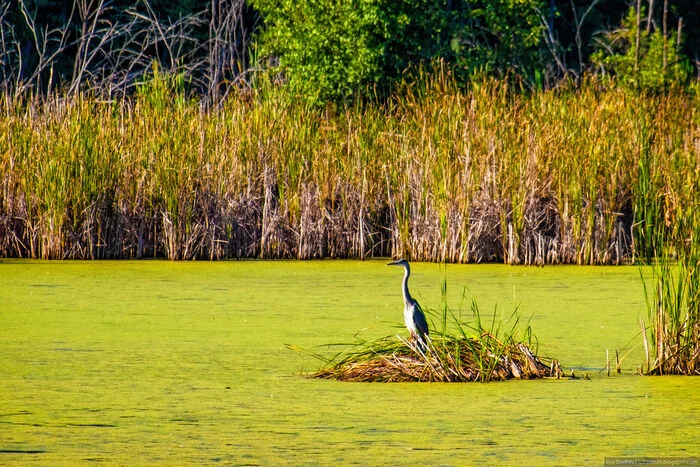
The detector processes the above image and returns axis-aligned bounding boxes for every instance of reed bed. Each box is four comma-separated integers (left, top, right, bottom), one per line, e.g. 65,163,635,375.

641,206,700,375
635,91,699,375
1,70,698,263
310,297,553,383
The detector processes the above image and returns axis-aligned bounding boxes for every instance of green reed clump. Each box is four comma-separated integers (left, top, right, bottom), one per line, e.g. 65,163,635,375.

641,205,700,375
0,69,697,262
635,87,699,375
310,291,551,382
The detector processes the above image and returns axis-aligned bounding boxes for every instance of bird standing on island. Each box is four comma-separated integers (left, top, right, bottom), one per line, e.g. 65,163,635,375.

387,259,429,349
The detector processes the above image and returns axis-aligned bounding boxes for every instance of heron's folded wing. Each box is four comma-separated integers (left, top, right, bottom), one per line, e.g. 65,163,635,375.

412,302,429,336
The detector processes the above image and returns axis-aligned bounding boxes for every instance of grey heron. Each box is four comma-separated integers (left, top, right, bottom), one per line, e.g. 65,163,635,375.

387,259,429,349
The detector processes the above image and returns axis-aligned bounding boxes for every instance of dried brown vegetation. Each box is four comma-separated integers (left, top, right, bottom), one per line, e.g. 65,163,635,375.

313,336,551,383
0,71,698,263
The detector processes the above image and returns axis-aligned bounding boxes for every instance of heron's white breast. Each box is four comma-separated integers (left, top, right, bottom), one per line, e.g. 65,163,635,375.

404,305,417,332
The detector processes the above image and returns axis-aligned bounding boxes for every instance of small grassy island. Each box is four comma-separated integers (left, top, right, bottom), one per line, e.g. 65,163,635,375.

308,299,560,383
312,334,554,383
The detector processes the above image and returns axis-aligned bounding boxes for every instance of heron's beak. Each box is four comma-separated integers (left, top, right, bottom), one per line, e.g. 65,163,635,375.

387,260,399,266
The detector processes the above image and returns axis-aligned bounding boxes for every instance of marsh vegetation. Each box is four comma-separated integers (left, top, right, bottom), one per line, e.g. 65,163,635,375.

1,0,697,382
1,67,697,374
640,208,700,375
1,71,697,267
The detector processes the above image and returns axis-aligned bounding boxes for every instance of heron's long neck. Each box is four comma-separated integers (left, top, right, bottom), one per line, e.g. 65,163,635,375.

402,266,412,305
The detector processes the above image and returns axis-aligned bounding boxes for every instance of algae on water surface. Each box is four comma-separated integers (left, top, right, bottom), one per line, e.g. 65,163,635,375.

0,260,698,464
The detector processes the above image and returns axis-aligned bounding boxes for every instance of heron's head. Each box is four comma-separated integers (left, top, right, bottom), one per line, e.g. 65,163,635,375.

387,258,409,268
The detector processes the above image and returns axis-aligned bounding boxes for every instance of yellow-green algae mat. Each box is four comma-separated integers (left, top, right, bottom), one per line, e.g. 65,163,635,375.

1,260,699,464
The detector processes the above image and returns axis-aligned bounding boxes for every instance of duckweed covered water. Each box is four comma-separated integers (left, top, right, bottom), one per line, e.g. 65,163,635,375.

1,260,698,464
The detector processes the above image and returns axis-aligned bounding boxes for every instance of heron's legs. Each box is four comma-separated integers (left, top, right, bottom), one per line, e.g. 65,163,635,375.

409,331,428,352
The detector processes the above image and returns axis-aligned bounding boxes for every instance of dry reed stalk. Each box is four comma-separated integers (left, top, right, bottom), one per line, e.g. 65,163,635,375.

641,319,650,374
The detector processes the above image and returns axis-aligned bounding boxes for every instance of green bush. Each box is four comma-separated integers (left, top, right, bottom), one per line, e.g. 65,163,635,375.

592,7,691,90
448,0,545,80
251,0,385,104
251,0,545,105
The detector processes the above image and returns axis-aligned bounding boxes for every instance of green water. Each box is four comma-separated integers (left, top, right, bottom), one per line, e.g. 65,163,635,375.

1,260,698,464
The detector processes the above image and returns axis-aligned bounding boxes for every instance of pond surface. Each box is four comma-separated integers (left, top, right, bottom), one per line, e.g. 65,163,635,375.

1,260,698,464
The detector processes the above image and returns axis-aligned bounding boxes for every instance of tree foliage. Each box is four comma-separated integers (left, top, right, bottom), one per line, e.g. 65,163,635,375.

448,0,545,79
1,0,698,102
250,0,385,103
591,7,691,90
251,0,546,104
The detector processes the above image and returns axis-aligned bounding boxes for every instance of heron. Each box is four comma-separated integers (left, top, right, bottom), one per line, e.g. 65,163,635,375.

387,259,429,349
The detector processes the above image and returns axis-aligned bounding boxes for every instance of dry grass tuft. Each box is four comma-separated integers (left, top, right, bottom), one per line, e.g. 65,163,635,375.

312,334,551,383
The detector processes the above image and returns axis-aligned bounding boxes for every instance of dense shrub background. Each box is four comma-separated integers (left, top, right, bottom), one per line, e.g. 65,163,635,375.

2,0,697,103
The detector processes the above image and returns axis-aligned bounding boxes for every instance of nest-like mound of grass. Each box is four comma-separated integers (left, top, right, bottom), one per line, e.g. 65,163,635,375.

306,296,560,383
312,333,553,382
